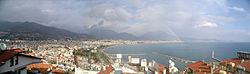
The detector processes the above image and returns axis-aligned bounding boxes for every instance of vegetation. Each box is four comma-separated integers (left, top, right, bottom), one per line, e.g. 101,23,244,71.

48,60,57,64
73,47,111,64
73,49,90,56
100,51,110,64
73,48,100,62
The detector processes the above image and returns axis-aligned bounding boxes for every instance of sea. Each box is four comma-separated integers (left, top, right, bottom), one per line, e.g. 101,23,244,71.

104,42,250,70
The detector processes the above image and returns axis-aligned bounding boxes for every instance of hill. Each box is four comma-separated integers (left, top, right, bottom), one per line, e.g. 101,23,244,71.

0,21,94,40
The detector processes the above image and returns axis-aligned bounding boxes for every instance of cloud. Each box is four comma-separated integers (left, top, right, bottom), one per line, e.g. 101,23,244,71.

195,21,218,28
247,13,250,19
0,0,249,41
87,4,132,29
204,15,236,25
230,6,245,12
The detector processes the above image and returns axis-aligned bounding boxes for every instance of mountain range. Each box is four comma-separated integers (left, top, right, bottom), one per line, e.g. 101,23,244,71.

0,21,185,41
0,21,95,40
0,21,142,40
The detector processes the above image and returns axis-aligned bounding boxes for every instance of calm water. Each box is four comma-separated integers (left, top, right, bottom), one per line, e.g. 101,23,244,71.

104,42,250,70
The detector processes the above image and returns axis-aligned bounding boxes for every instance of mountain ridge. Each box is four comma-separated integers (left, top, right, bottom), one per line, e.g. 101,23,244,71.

0,21,95,40
0,21,139,40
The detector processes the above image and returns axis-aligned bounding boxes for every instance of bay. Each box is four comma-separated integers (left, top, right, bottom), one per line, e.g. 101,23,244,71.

104,42,250,70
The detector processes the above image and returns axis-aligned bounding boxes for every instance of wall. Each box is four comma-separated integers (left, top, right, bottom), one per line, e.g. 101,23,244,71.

0,55,41,73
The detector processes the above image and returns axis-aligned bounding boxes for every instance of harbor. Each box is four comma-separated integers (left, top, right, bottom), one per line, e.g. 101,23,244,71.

106,53,145,58
152,52,195,63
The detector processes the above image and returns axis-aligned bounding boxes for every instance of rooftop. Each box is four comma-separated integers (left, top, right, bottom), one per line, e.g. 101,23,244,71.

186,61,220,74
156,63,168,74
0,48,24,63
27,63,52,72
98,65,114,74
220,58,250,72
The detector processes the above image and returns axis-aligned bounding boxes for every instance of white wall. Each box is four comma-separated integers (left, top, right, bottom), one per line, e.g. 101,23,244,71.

75,67,99,74
21,69,27,74
0,55,41,73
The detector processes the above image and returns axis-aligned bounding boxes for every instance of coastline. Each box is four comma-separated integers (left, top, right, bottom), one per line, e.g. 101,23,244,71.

101,42,250,70
102,41,181,65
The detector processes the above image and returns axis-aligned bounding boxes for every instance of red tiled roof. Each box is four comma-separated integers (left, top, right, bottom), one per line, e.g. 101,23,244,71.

186,61,220,74
98,65,114,74
29,52,35,55
27,63,52,72
0,48,24,63
156,63,168,74
220,58,250,72
51,69,64,74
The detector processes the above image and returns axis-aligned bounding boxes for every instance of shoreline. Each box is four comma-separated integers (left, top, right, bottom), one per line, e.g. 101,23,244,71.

101,42,248,70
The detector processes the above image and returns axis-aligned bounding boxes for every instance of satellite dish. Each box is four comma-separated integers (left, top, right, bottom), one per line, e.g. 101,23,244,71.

0,43,7,50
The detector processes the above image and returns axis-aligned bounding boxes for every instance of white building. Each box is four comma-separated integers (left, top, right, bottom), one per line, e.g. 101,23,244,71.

141,59,147,67
75,67,99,74
131,58,140,64
128,56,131,63
115,54,122,66
168,60,179,74
0,49,42,74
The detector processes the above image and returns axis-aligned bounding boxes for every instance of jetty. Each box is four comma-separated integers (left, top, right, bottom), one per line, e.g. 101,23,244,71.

152,52,195,63
211,50,221,62
106,53,145,58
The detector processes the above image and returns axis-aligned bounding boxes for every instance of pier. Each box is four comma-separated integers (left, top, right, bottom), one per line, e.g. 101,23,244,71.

211,50,221,62
152,52,195,63
106,53,145,58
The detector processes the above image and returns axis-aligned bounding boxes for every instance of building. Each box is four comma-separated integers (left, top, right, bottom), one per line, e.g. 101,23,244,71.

0,48,42,74
185,61,221,74
237,51,250,60
128,56,131,63
155,63,168,74
219,58,250,74
27,63,64,74
98,65,114,74
219,51,250,74
75,67,99,74
141,58,147,71
147,63,168,74
131,58,140,65
168,60,179,74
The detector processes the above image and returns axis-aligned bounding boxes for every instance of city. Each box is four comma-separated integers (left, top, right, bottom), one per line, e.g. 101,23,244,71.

0,0,250,74
0,39,249,74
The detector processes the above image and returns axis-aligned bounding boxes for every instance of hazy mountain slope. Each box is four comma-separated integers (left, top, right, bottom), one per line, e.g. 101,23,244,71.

0,21,94,40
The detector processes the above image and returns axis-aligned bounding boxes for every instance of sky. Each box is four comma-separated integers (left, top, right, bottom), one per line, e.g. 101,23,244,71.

0,0,250,42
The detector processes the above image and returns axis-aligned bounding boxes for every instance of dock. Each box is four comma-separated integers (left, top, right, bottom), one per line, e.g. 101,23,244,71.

212,57,221,62
152,52,195,63
106,53,145,58
211,50,221,62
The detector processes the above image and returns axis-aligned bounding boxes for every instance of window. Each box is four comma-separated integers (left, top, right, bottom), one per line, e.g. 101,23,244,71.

10,57,14,67
15,56,18,65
